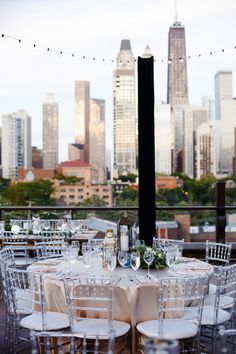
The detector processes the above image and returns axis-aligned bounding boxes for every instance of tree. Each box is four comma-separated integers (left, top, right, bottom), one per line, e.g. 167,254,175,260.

3,180,55,206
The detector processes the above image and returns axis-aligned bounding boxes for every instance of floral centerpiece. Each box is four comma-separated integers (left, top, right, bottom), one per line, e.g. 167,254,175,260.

132,244,167,270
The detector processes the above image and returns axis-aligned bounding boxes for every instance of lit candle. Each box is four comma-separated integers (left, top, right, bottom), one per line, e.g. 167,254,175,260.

120,234,129,251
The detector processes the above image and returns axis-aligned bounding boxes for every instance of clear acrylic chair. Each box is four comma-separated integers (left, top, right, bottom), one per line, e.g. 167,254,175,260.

40,230,67,240
31,330,115,354
64,275,131,352
0,248,16,351
7,267,70,352
3,232,30,265
205,241,232,265
218,325,236,354
35,239,66,260
136,275,207,353
201,263,236,352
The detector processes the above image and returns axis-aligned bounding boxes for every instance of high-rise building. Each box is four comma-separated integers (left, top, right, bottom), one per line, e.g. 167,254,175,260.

32,146,43,168
89,98,105,183
155,103,172,175
167,13,189,174
74,81,90,163
194,123,216,179
42,93,58,169
68,143,84,161
2,109,31,179
167,17,188,105
215,70,232,120
183,106,208,178
215,70,236,172
113,39,137,178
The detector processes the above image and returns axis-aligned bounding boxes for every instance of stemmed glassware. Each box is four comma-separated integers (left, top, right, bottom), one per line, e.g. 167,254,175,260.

144,248,154,278
130,251,141,271
118,251,130,268
106,252,117,274
82,244,93,272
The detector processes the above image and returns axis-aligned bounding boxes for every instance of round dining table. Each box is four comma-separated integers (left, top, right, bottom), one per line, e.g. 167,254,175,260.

28,256,213,353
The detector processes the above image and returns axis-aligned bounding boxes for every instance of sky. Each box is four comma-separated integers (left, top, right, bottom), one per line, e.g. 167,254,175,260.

0,0,236,163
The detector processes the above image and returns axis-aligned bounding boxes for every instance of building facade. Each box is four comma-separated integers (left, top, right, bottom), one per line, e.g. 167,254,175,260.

215,71,236,173
113,39,137,178
2,110,31,180
74,81,90,163
54,181,112,206
194,123,216,179
155,103,172,174
89,98,105,183
42,93,58,169
183,106,208,178
167,20,188,105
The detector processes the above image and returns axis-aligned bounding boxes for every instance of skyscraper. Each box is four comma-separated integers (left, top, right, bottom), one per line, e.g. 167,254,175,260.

167,18,188,105
2,109,31,179
74,81,90,163
167,9,189,174
215,70,236,172
155,103,172,174
194,123,216,179
113,39,137,178
89,98,106,183
42,93,58,169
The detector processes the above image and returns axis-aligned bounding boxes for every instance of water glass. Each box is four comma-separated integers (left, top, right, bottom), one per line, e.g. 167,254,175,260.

144,338,179,354
130,251,141,271
68,244,78,265
166,245,176,267
107,253,117,273
83,249,93,270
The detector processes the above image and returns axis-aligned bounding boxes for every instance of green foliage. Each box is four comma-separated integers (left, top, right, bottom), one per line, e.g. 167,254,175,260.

119,188,138,202
133,244,167,270
118,174,137,183
2,180,55,206
54,173,84,185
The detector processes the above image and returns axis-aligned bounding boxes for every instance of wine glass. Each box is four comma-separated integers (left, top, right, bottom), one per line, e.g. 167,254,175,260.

107,252,117,274
130,252,141,271
144,248,154,278
118,251,130,268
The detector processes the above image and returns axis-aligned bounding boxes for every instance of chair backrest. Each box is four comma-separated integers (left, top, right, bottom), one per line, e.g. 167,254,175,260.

40,230,67,239
0,248,16,307
205,241,232,265
10,219,31,231
30,330,115,354
212,263,236,324
64,275,113,332
35,239,65,260
7,266,54,329
0,247,15,265
158,276,207,339
40,219,64,231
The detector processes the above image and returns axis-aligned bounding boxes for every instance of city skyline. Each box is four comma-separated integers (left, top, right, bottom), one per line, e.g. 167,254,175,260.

0,0,236,162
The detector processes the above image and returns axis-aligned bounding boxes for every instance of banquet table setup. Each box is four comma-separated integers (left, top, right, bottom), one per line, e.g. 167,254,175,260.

25,242,214,353
1,227,227,354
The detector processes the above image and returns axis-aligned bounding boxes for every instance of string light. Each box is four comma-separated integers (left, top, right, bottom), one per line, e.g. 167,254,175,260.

0,32,235,65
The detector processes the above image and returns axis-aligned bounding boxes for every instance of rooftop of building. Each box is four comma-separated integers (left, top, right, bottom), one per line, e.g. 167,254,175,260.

59,161,91,168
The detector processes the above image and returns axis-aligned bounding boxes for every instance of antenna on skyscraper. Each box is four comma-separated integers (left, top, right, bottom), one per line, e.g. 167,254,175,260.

175,0,178,22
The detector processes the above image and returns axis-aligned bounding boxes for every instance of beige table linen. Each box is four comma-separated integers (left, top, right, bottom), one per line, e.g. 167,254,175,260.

28,257,213,353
